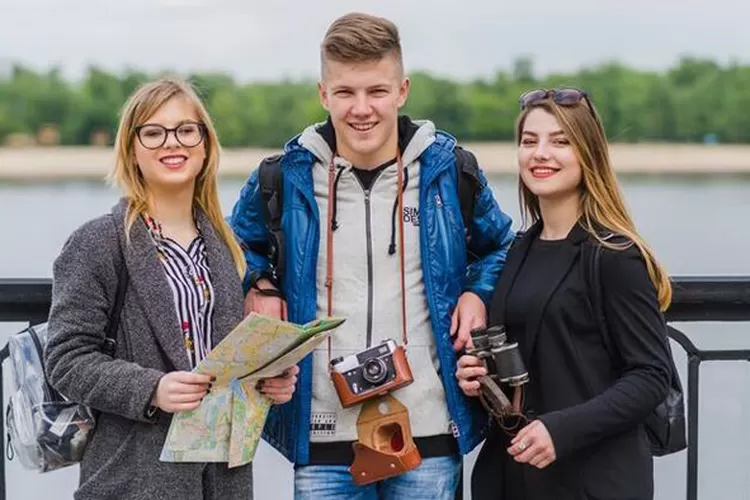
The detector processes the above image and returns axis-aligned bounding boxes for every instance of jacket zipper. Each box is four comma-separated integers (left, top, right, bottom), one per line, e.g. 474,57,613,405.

364,190,374,347
351,170,385,348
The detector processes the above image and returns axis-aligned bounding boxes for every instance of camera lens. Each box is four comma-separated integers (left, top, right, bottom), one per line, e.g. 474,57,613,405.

362,358,388,385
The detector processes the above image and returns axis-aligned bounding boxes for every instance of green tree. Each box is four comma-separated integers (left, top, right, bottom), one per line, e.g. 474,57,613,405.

0,58,746,146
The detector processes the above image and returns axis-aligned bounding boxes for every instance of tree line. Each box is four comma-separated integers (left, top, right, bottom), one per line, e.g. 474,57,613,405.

1,56,748,147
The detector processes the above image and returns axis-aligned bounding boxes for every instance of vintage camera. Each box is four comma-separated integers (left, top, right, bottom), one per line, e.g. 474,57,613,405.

330,339,414,408
467,326,529,387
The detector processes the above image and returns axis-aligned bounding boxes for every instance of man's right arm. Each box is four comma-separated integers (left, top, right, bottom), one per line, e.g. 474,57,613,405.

229,168,286,319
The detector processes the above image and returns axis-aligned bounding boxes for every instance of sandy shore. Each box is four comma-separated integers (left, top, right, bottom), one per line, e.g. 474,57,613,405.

1,143,749,180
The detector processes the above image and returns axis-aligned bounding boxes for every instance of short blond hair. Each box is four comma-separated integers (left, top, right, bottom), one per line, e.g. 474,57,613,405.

320,12,403,75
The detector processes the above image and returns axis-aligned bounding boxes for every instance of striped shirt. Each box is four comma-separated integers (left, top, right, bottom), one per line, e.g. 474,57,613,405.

143,214,215,368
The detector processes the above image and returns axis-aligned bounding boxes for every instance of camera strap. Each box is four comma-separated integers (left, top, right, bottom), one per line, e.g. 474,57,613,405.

325,152,409,371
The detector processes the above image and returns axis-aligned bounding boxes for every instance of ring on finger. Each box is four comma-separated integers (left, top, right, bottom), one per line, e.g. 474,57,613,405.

517,439,529,451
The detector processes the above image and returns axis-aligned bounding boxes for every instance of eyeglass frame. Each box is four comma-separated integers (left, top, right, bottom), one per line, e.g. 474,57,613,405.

134,121,207,150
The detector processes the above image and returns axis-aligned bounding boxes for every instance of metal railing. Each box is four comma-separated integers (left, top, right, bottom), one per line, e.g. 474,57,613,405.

0,276,749,500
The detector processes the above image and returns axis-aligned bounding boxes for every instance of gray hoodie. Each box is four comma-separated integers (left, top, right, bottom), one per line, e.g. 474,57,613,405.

299,120,454,444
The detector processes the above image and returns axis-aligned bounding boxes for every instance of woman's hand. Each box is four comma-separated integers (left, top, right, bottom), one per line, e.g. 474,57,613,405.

508,420,557,469
151,371,212,413
257,365,299,404
455,354,487,397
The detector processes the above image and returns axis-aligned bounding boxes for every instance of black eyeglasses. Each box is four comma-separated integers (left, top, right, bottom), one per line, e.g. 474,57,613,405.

135,122,206,150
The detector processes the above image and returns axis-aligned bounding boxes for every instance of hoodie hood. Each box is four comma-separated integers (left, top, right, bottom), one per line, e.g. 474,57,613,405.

297,116,436,168
299,116,438,258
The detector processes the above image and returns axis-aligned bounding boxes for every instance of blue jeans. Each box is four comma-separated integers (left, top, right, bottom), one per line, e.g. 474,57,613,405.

294,455,461,500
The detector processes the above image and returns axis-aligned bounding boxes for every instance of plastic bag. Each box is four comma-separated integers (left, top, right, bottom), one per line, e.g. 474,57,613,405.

6,324,96,472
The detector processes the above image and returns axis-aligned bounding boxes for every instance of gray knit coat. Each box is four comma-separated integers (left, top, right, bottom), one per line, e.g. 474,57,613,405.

44,198,252,500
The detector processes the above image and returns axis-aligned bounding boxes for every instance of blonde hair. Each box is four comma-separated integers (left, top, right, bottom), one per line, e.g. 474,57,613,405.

320,12,403,75
108,78,246,277
515,97,672,311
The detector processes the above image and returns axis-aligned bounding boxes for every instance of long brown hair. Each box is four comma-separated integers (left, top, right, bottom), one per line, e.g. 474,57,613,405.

108,78,246,277
515,97,672,311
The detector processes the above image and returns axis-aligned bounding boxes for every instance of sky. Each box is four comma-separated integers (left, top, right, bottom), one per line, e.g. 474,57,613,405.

0,0,744,82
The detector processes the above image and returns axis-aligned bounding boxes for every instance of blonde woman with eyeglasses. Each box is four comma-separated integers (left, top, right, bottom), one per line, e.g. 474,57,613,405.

44,79,297,500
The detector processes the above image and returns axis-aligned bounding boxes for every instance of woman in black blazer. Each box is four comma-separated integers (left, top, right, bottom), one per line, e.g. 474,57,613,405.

456,89,673,500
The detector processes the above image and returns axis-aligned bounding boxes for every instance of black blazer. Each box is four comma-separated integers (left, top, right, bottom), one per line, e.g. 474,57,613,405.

472,221,671,500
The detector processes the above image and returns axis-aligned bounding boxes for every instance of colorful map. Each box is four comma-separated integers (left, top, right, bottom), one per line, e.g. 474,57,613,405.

160,313,345,468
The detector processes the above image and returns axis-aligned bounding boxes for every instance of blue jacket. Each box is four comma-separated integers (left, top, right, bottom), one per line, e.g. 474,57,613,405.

229,129,515,465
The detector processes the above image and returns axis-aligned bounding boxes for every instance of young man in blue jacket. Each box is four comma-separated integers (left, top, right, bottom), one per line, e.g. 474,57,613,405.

230,12,514,499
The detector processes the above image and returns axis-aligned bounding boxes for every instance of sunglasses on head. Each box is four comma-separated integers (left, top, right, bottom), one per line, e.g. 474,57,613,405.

519,87,600,123
518,88,589,108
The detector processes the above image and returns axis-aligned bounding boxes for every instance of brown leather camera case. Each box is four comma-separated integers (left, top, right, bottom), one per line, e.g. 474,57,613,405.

349,394,422,485
331,345,414,408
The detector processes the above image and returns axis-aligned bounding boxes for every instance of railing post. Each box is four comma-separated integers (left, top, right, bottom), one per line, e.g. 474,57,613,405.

686,353,701,500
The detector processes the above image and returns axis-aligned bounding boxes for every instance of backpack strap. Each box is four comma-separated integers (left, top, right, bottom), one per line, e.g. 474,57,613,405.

103,215,129,357
578,234,631,403
258,154,285,283
33,217,127,401
581,236,620,366
453,146,481,259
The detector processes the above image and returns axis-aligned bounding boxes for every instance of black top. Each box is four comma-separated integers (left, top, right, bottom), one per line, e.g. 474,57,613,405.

505,237,568,335
351,158,397,191
474,222,672,500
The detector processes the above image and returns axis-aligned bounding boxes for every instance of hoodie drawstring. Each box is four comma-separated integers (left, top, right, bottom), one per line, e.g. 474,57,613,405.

388,165,409,255
325,151,409,368
330,166,345,231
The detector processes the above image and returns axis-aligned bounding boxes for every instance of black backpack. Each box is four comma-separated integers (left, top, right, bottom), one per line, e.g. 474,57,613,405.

257,146,482,282
581,238,687,457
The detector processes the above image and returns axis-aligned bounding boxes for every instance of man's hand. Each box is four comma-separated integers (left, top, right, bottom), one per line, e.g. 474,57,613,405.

508,420,557,469
245,278,287,320
450,291,486,352
151,371,212,413
257,365,299,405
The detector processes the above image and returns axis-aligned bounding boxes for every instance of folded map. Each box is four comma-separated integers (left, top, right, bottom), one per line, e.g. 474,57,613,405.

160,313,345,467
